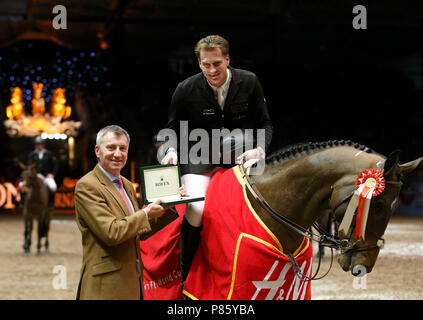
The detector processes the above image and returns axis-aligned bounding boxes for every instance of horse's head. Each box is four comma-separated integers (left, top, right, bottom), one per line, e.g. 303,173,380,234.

333,151,422,276
20,163,37,187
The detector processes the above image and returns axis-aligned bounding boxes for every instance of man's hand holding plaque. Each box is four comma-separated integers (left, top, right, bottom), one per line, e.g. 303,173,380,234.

139,164,204,207
143,185,188,219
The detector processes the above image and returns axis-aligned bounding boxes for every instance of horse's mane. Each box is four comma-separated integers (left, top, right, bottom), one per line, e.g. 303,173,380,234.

265,140,377,165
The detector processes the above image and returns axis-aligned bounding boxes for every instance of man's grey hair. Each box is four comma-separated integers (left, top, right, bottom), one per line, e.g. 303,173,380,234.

96,125,130,146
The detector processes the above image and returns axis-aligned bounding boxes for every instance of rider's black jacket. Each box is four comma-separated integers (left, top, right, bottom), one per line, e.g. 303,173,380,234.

166,66,273,175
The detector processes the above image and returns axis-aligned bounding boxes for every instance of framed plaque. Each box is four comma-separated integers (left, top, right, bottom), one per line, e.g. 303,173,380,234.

139,164,205,206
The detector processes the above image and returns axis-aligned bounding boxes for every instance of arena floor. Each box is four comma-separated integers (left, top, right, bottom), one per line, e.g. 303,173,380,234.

0,213,422,300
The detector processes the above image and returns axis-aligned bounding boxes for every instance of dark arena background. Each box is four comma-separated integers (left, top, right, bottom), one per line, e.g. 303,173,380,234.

0,0,422,303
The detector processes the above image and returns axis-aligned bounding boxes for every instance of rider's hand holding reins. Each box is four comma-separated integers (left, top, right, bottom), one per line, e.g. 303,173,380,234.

236,146,265,164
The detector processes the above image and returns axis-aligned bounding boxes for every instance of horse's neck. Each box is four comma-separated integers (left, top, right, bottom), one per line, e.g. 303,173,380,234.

250,147,379,253
249,162,328,252
27,176,45,199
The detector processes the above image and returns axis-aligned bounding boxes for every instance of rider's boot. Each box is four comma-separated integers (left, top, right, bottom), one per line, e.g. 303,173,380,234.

48,191,55,212
180,216,202,288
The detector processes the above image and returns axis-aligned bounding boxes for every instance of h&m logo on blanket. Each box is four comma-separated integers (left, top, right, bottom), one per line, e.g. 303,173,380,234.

251,259,311,300
228,234,312,300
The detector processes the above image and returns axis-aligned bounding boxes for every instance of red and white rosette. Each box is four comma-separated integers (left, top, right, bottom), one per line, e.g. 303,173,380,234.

354,169,385,238
338,169,386,240
356,169,385,197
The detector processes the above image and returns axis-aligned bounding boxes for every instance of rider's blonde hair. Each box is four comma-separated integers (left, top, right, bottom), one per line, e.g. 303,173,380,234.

194,35,229,59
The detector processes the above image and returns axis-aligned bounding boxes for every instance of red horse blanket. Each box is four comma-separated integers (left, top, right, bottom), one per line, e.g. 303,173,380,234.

183,166,312,300
139,204,185,300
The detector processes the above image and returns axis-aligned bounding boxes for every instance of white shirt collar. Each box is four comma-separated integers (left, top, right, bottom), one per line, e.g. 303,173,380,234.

98,163,120,183
98,164,135,213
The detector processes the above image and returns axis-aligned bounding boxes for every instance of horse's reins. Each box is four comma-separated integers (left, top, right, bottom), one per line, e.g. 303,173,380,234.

240,161,402,281
240,162,343,281
240,162,345,249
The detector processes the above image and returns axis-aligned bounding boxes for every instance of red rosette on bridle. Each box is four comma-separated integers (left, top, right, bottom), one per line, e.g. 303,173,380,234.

354,169,386,239
356,169,386,197
339,169,386,239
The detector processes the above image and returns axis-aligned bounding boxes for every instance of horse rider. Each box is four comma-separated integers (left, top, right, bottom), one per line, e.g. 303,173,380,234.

160,34,273,286
26,136,59,211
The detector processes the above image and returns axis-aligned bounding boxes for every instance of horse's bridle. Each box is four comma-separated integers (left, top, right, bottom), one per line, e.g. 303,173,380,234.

331,178,403,254
240,163,343,281
240,162,402,281
240,163,345,250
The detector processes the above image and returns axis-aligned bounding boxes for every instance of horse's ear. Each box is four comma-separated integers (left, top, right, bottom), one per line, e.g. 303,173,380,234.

19,162,25,169
29,163,36,169
399,157,423,176
383,150,401,174
382,150,402,180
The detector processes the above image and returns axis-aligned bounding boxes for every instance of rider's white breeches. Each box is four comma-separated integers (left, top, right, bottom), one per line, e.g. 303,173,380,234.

181,173,210,227
19,175,57,192
37,174,57,192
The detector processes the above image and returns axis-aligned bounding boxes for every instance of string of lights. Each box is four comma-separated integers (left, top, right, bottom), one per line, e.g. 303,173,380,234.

0,40,111,114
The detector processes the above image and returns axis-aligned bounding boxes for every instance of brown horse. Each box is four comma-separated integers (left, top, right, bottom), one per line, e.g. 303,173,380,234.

247,140,422,276
182,140,422,300
20,163,53,255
